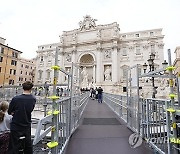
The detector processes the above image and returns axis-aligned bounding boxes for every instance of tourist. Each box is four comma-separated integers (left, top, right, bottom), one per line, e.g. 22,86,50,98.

8,81,36,154
0,101,12,153
97,87,103,103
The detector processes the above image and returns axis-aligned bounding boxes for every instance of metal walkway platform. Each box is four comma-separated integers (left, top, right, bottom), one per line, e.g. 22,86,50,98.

65,98,153,154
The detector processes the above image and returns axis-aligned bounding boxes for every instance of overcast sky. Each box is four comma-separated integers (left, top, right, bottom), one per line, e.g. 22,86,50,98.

0,0,179,61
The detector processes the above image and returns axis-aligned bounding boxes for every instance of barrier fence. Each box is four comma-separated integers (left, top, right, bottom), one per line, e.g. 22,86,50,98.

103,92,180,154
32,92,89,154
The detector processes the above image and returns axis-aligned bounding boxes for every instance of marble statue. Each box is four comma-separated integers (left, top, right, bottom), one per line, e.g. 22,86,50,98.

79,15,97,31
104,66,111,81
81,67,89,87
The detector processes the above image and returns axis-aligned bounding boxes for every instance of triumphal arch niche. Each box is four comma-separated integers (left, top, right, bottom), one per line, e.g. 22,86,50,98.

59,15,120,92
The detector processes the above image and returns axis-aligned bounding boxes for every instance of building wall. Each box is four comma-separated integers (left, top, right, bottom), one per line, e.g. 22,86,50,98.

0,43,22,86
34,16,165,94
174,46,180,76
16,58,36,85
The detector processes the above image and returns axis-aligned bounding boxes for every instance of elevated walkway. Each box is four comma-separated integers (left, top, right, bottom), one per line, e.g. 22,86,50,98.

65,98,152,154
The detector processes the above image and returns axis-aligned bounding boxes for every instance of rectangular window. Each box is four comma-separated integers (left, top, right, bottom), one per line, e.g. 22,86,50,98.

21,71,23,74
0,47,4,54
12,52,15,57
0,57,3,62
150,32,154,36
11,60,17,66
9,79,14,85
21,64,23,67
10,69,12,74
136,46,141,55
38,71,42,79
13,70,16,75
123,68,128,78
123,87,127,92
40,56,43,62
12,52,18,58
122,35,126,38
47,71,50,79
122,48,127,56
135,33,140,37
0,67,1,73
151,44,155,53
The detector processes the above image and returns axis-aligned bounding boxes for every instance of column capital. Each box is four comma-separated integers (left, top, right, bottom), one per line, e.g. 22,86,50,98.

96,47,103,51
112,46,118,50
96,42,102,51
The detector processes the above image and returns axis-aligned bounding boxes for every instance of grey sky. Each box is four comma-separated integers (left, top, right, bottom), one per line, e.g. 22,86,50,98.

0,0,179,60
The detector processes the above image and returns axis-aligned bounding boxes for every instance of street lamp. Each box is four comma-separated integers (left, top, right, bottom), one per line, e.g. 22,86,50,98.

162,60,168,69
142,63,148,73
142,53,168,98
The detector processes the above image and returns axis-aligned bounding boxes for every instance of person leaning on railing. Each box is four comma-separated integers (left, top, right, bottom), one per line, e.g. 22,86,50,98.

7,81,36,154
0,101,13,154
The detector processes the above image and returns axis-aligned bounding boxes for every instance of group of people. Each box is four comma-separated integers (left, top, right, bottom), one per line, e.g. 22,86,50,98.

0,81,36,154
90,87,103,103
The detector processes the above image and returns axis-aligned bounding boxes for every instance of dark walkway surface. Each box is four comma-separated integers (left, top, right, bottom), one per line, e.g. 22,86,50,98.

65,98,153,154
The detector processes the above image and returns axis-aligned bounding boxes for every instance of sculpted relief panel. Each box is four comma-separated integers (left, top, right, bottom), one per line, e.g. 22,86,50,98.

63,35,73,43
104,50,111,59
101,29,112,39
77,31,97,43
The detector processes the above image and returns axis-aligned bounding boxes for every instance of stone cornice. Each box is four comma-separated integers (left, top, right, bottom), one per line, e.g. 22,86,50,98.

61,22,119,36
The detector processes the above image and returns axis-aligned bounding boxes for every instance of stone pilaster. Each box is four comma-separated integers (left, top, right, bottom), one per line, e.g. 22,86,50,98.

93,65,96,83
112,41,118,83
96,43,103,83
72,46,77,63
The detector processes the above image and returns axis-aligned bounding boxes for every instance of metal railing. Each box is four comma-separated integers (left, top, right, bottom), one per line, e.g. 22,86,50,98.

103,93,172,154
32,92,89,154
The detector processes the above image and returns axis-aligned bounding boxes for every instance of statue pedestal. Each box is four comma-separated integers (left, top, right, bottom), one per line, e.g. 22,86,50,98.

81,81,89,89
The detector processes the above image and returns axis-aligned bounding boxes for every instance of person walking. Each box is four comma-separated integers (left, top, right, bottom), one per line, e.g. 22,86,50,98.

0,101,12,154
8,81,36,154
97,87,103,103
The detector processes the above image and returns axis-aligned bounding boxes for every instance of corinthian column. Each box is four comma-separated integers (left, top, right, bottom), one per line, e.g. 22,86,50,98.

112,41,118,83
72,50,76,63
96,43,103,84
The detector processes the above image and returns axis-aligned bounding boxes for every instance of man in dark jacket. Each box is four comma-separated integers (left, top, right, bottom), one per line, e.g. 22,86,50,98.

97,87,103,103
8,81,36,154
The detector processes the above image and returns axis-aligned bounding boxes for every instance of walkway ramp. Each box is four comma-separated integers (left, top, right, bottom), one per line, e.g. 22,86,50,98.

65,98,152,154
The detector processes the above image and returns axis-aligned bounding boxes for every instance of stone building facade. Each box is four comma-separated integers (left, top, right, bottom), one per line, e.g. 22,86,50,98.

35,15,165,94
0,37,22,86
16,58,36,85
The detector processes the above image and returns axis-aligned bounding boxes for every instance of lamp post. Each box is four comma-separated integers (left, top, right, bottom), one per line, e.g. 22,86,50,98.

142,53,168,98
